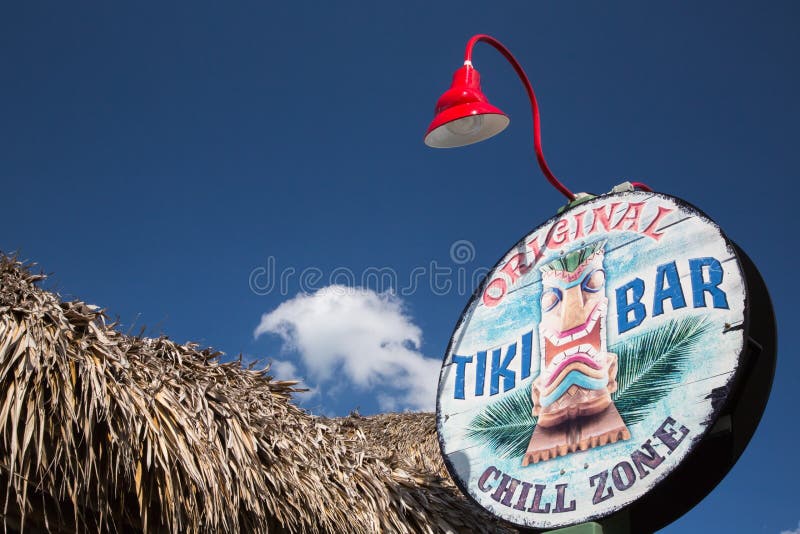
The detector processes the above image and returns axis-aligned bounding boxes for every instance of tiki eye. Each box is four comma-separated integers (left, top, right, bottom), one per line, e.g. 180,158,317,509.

581,269,605,293
541,287,562,312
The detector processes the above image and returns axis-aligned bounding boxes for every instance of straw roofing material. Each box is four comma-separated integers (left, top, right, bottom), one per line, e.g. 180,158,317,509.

0,256,513,533
330,412,448,480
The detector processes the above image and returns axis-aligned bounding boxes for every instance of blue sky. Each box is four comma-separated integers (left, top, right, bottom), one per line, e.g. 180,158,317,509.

2,1,798,532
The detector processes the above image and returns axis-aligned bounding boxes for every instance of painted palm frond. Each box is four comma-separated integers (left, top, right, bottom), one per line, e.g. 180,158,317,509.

466,383,537,459
611,315,712,426
468,316,713,458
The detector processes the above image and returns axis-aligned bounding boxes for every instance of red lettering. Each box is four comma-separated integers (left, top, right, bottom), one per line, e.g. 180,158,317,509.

483,278,507,307
546,218,571,249
481,201,673,309
499,253,531,284
526,235,543,260
642,206,674,241
589,203,621,234
573,210,587,239
613,202,645,232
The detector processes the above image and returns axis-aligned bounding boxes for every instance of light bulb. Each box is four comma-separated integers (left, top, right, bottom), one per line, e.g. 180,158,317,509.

445,115,485,137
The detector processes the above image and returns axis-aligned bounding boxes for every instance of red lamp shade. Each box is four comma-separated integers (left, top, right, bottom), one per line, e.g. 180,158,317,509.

424,65,510,148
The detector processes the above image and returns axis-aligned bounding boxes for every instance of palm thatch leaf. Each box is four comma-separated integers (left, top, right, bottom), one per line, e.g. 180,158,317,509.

466,316,713,458
611,315,713,426
466,383,537,459
0,255,514,534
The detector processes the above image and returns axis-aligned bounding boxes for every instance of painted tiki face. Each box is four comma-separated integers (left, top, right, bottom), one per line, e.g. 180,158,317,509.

538,241,609,388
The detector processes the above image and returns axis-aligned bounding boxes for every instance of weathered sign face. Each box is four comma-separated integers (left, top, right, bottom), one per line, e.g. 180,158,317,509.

436,191,748,530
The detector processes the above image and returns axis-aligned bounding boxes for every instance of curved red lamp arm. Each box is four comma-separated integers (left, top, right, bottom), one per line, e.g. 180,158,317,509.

465,35,576,201
463,35,653,199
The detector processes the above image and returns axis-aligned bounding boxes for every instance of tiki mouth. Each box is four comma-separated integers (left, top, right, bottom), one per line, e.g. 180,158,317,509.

544,349,602,387
542,313,603,372
540,300,606,347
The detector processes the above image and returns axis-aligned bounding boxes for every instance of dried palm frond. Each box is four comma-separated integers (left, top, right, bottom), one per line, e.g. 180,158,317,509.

330,412,448,479
0,255,513,533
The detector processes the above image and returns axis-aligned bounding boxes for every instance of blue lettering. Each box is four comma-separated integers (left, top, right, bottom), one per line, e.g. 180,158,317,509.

521,331,533,380
475,351,487,396
617,278,646,334
653,261,687,316
490,344,516,395
689,258,729,309
452,354,472,400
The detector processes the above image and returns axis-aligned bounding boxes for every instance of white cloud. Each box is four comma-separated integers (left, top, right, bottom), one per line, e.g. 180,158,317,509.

254,286,440,411
269,359,299,380
780,521,800,534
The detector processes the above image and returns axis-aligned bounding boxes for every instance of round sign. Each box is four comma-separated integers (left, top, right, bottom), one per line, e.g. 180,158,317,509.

436,191,750,530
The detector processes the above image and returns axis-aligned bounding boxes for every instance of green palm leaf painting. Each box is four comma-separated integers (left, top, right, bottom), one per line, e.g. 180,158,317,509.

465,316,713,459
466,385,538,459
612,315,711,425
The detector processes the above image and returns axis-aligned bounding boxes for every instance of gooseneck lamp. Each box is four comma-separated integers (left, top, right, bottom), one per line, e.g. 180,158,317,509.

424,34,652,201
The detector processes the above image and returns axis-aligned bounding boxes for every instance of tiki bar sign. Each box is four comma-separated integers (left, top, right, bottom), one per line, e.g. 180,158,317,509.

436,191,748,530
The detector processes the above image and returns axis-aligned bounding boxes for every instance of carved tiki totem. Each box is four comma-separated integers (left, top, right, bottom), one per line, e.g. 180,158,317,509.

526,240,629,463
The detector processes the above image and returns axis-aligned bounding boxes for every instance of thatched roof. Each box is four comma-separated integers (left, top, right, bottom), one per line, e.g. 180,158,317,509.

0,256,513,533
